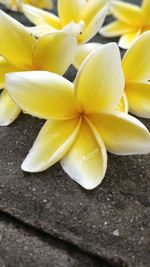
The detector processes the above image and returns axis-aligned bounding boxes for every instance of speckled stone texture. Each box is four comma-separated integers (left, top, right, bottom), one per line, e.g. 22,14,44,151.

0,212,110,267
0,1,149,267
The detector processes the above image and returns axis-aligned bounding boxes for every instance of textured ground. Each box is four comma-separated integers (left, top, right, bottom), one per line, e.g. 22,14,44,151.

0,0,149,267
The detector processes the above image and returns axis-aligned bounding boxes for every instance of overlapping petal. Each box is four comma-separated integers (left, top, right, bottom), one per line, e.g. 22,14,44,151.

100,20,133,37
74,43,124,113
125,82,150,118
115,93,128,113
27,25,55,37
27,0,53,9
6,71,78,120
89,111,150,155
22,118,82,172
0,11,35,69
0,57,19,89
61,119,107,190
122,31,150,82
58,0,86,26
141,0,150,24
62,21,85,40
0,90,21,126
23,4,60,29
0,0,53,10
119,30,141,50
79,1,109,43
81,0,108,25
111,1,142,26
73,42,101,69
33,31,77,75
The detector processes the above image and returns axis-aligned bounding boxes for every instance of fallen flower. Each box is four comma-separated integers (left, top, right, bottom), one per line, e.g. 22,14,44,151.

122,31,150,118
74,31,150,118
6,44,150,189
0,0,53,11
0,11,77,126
22,0,109,43
100,0,150,49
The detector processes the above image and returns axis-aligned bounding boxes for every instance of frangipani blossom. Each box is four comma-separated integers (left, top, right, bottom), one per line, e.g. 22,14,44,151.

73,31,150,118
0,0,53,11
6,44,150,190
0,11,77,126
122,31,150,118
22,0,109,44
100,0,150,49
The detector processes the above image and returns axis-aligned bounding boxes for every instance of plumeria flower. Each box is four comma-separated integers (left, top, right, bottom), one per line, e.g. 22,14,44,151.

6,44,150,190
122,31,150,118
73,31,150,118
0,11,77,126
22,0,110,44
0,0,53,11
100,0,150,49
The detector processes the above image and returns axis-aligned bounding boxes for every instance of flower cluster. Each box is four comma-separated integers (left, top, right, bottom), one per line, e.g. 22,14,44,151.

0,0,150,190
0,0,53,11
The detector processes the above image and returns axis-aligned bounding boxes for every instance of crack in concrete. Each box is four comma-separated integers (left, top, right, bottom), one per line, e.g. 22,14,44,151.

0,210,116,267
120,191,150,208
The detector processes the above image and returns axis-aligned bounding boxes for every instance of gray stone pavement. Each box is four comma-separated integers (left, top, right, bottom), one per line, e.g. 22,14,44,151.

0,211,111,267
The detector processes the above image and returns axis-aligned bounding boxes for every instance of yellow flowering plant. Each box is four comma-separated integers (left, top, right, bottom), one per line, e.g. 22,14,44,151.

0,11,77,126
22,0,109,44
6,45,150,189
73,31,150,119
100,0,150,49
0,0,53,11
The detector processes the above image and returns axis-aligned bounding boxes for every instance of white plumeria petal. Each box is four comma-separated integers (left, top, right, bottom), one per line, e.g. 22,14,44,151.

61,118,107,190
89,111,150,155
0,90,21,126
22,118,82,172
74,43,124,113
